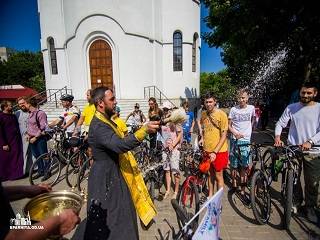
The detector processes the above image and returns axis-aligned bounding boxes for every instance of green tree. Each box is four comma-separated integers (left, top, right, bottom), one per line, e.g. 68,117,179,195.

200,70,236,106
0,51,45,92
202,0,320,97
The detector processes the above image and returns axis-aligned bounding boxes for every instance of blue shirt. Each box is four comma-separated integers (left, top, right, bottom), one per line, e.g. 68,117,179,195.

182,111,194,132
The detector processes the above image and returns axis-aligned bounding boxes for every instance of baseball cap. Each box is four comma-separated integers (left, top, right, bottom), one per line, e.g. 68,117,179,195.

161,101,173,110
60,94,74,102
134,103,140,108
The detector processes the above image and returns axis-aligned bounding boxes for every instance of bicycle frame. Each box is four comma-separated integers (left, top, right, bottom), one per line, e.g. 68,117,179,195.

279,146,302,200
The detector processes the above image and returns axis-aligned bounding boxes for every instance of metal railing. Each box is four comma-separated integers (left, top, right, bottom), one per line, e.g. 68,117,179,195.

144,85,176,107
13,86,72,111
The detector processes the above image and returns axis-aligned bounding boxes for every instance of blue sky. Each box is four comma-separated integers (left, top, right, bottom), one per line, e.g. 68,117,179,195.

0,0,225,73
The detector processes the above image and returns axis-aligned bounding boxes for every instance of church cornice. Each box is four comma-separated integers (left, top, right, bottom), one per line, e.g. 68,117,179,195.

62,14,198,48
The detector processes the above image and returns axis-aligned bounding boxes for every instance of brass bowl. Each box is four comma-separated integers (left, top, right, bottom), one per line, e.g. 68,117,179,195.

24,190,83,222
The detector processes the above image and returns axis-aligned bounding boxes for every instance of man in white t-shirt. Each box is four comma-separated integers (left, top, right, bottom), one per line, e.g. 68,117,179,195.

49,94,81,138
228,90,255,200
275,81,320,223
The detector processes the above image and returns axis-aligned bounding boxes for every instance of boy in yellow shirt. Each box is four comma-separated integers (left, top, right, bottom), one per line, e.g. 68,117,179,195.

200,92,228,197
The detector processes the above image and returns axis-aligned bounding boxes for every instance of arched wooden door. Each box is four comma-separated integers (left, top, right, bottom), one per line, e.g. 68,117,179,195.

89,40,113,89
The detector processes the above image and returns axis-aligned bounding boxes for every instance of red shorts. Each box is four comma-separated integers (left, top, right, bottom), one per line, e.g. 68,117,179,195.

203,151,228,172
211,151,229,172
199,151,229,173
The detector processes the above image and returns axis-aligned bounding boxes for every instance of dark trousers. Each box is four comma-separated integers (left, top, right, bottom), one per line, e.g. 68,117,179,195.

295,154,320,210
30,136,48,174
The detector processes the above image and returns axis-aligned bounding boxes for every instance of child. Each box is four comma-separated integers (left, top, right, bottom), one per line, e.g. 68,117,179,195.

159,101,183,199
228,89,255,202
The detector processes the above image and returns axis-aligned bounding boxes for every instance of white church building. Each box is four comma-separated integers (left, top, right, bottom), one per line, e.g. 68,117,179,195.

37,0,200,101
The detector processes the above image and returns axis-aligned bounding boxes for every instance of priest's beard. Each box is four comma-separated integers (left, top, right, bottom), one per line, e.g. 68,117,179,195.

104,107,115,119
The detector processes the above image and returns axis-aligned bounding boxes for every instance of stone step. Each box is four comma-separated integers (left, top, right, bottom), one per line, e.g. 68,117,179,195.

41,99,150,123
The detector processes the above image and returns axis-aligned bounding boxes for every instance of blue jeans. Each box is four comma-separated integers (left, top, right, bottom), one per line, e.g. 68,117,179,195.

30,136,48,174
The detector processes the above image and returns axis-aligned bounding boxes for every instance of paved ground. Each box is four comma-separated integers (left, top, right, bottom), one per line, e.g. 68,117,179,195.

4,129,320,239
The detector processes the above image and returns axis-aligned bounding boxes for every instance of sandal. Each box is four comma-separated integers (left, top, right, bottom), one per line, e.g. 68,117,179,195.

163,191,170,199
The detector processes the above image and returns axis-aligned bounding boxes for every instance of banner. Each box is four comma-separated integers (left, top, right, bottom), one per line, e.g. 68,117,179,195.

192,188,223,240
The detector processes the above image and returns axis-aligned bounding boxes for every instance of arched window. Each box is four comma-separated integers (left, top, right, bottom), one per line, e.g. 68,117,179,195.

48,37,58,75
192,33,198,72
173,31,183,71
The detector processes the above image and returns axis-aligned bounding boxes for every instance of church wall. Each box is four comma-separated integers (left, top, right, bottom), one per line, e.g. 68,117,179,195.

38,0,200,100
38,0,66,48
63,0,153,42
64,15,155,100
161,0,200,99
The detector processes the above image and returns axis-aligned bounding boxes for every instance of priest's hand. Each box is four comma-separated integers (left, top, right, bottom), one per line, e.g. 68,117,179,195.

145,121,160,134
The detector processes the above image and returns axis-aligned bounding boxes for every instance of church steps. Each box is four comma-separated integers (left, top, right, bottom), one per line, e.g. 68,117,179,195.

41,99,150,123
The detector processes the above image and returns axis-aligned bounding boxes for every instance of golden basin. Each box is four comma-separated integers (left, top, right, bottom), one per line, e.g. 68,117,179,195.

24,190,83,222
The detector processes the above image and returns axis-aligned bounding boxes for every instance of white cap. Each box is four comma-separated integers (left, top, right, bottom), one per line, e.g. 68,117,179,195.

161,101,173,110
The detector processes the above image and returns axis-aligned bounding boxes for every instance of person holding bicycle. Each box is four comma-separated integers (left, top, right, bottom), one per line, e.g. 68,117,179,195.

199,92,229,197
73,89,95,136
49,94,80,138
159,101,183,200
228,89,255,201
148,97,163,149
24,98,49,181
125,103,146,132
274,80,320,224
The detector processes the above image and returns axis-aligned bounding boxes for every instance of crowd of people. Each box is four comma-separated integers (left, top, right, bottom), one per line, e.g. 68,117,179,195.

0,80,319,239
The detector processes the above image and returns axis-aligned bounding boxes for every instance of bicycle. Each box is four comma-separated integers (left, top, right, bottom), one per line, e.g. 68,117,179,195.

142,145,165,202
65,135,90,189
171,199,195,240
179,140,194,175
77,155,92,197
247,142,274,224
177,147,205,230
268,145,319,229
29,127,71,186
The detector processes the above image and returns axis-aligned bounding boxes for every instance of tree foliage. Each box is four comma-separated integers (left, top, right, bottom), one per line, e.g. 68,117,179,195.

202,0,320,97
200,70,236,106
0,51,45,92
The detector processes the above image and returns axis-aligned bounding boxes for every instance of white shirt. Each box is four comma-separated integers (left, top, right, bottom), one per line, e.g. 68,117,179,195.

275,102,320,153
228,105,255,141
59,105,81,133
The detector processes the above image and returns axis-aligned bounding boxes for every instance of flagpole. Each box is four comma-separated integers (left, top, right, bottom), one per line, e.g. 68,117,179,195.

181,188,223,231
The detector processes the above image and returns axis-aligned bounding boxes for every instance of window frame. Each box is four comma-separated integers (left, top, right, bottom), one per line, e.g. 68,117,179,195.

48,37,58,75
173,31,183,72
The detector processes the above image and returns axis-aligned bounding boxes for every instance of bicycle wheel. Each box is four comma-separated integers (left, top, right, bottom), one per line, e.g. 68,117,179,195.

178,180,199,231
77,157,92,193
250,170,271,224
66,151,88,189
263,148,278,183
171,198,189,227
144,175,155,202
29,153,61,186
284,169,294,230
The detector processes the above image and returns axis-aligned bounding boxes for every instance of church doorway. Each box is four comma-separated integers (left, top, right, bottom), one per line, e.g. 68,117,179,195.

89,40,113,89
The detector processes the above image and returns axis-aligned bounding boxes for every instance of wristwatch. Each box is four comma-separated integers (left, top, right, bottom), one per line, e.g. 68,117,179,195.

307,139,314,146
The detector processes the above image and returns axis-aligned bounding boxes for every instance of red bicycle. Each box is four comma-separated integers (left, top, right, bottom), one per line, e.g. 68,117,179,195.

176,147,208,230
